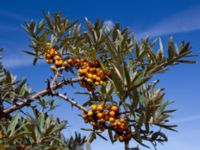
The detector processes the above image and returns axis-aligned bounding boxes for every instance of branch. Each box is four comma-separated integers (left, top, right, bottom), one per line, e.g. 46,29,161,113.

146,52,195,75
3,77,83,114
56,93,87,113
50,68,62,88
146,62,166,75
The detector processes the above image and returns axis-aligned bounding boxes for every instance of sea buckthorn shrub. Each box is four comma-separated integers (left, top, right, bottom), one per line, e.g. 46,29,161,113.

0,12,195,150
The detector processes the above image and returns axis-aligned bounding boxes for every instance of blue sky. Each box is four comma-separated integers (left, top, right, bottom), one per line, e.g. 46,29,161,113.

0,0,200,149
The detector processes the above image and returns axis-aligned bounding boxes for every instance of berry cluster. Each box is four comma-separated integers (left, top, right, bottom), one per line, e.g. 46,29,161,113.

82,104,132,142
44,47,68,71
77,58,111,90
44,47,111,90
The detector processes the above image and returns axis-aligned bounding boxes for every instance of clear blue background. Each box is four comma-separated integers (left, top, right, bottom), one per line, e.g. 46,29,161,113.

0,0,200,149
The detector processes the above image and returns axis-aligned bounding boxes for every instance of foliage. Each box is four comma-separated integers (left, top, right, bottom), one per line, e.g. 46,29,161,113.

0,49,86,150
0,12,195,150
0,108,86,149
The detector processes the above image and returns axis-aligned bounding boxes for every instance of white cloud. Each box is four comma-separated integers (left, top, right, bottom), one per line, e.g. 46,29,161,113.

172,114,200,124
137,5,200,38
104,20,114,32
0,25,22,32
0,10,28,32
2,56,33,68
2,55,44,68
0,10,28,22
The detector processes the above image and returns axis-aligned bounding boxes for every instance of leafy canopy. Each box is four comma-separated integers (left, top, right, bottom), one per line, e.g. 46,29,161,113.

0,12,195,150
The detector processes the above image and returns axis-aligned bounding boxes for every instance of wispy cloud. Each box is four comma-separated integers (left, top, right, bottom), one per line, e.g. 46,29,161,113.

0,10,28,22
137,5,200,38
172,114,200,124
0,25,22,32
0,10,28,32
2,54,44,68
2,55,34,68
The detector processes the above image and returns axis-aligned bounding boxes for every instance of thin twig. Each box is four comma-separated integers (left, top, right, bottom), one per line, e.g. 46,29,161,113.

57,93,87,113
3,77,84,114
50,68,62,88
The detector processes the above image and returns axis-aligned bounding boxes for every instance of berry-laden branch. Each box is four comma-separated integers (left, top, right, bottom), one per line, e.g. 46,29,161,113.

56,93,87,113
82,104,132,143
18,13,195,150
3,77,84,114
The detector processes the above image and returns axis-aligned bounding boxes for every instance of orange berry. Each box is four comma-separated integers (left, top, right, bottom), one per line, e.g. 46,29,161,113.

109,111,116,117
92,74,98,79
86,78,92,83
96,68,101,72
109,117,115,122
85,66,90,71
97,69,103,75
62,61,68,67
45,49,50,53
118,135,125,142
55,60,59,66
81,69,87,74
90,68,96,72
97,113,104,119
91,121,97,127
68,58,73,64
50,49,55,55
78,69,83,75
60,60,64,64
97,105,104,111
116,121,122,126
95,81,100,85
110,122,117,128
87,110,93,117
119,118,126,123
45,54,51,58
96,77,101,81
46,59,52,64
50,65,56,71
87,73,93,78
54,51,58,55
111,106,119,112
83,62,88,66
91,104,97,111
55,60,63,66
100,81,104,85
119,124,126,130
55,55,61,60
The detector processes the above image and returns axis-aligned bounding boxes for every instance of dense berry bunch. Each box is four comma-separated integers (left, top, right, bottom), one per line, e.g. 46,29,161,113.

78,58,110,85
44,47,111,90
82,104,132,142
44,47,68,71
77,58,111,90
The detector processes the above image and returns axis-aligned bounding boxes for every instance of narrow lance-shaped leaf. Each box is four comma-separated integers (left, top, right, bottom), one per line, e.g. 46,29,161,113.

7,113,19,137
168,37,177,60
